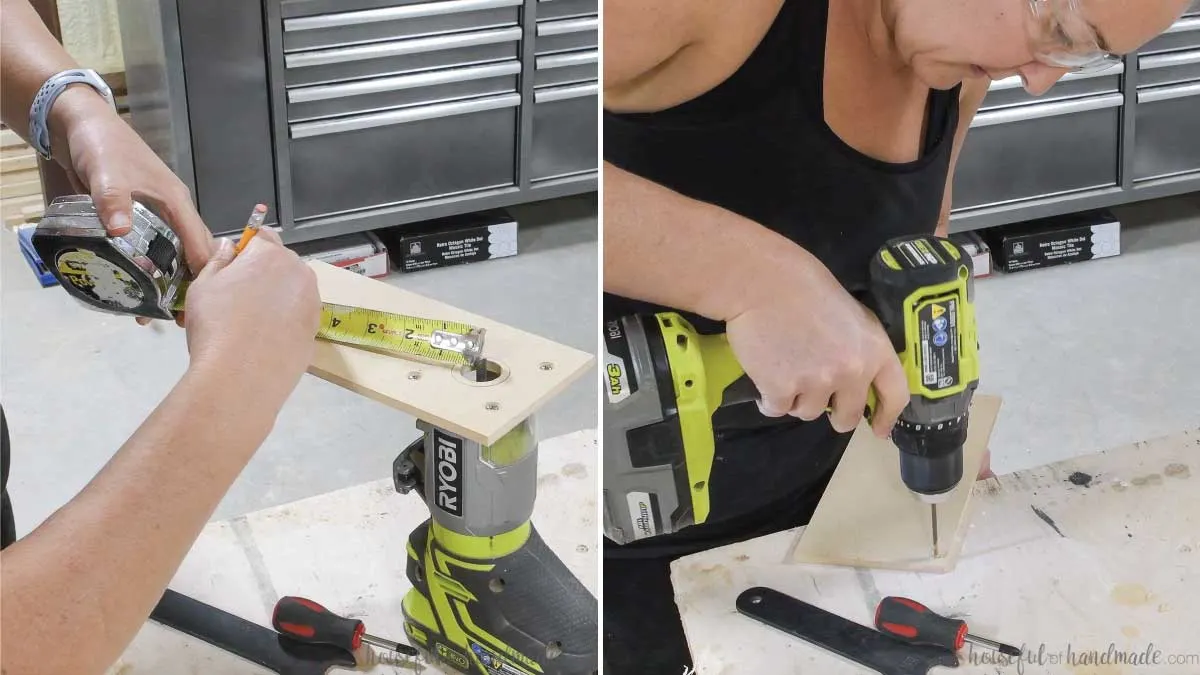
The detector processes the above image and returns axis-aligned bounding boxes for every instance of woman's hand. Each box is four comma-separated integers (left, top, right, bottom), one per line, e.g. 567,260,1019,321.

724,256,911,439
183,228,320,412
49,87,215,274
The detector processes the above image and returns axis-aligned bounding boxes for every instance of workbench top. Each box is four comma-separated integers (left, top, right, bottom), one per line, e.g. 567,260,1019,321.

106,428,598,675
672,427,1200,674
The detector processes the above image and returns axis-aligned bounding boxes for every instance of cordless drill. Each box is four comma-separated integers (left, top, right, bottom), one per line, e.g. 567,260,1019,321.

602,234,980,548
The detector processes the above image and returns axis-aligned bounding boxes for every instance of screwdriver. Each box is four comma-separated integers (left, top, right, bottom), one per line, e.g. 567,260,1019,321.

272,595,420,657
874,596,1022,657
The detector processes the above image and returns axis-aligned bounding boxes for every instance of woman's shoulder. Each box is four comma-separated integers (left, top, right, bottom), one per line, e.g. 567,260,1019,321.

605,0,788,113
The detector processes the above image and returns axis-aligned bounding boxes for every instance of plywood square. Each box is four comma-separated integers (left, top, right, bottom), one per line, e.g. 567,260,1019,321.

307,261,593,445
787,394,1002,572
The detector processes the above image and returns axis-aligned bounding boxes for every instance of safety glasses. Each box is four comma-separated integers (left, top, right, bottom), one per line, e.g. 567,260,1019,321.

1027,0,1123,73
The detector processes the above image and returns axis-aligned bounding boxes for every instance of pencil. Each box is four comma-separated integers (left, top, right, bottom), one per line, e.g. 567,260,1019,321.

233,203,269,255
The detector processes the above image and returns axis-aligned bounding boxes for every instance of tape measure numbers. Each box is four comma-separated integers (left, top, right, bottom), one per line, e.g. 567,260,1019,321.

33,195,487,368
319,304,485,367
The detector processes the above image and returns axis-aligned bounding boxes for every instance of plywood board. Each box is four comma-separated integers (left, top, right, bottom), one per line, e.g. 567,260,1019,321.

2,195,44,225
788,394,1002,571
1,176,42,199
0,129,27,149
1,152,37,173
307,261,594,445
674,425,1200,674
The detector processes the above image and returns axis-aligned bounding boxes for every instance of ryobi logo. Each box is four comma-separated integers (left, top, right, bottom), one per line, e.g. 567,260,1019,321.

434,431,464,517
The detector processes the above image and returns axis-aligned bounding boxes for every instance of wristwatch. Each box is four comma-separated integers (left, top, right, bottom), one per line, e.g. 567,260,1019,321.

29,68,116,160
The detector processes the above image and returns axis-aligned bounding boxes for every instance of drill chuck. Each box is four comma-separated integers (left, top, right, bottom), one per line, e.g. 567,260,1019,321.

892,415,967,501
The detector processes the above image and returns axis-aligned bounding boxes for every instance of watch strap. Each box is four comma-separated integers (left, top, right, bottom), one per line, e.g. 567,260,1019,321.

29,68,116,160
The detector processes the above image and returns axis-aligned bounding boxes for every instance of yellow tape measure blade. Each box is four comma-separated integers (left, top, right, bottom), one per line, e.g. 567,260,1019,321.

317,303,485,367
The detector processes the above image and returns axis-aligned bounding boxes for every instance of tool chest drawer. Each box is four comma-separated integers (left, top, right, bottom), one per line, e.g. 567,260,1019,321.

284,27,522,86
980,66,1122,109
1140,15,1200,54
534,50,598,87
282,0,522,52
286,60,520,121
952,94,1122,210
530,82,598,181
283,0,444,18
535,0,597,20
1138,49,1200,87
1134,82,1200,181
288,93,519,219
534,17,598,55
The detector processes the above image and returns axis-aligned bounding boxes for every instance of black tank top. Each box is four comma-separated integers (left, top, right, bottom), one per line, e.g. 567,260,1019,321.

604,0,961,554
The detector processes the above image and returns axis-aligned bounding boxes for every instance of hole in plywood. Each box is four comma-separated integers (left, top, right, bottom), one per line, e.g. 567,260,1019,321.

453,359,510,387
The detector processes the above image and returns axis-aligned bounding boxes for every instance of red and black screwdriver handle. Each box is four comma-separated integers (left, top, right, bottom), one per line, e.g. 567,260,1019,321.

874,596,968,650
875,596,1023,657
273,596,367,651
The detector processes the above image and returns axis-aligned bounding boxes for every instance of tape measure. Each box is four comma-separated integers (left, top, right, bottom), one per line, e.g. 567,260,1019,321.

318,303,483,367
32,195,486,368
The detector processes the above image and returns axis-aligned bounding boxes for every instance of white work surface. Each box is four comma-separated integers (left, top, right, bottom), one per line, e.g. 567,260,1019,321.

673,427,1200,674
105,429,598,674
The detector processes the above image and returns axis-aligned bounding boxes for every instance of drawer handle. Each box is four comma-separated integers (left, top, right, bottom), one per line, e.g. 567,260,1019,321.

534,82,597,103
1138,81,1200,103
987,63,1124,91
536,50,598,70
285,0,521,32
1139,50,1200,70
285,27,522,68
970,93,1123,127
1164,16,1200,33
536,17,598,36
288,61,520,103
291,93,520,138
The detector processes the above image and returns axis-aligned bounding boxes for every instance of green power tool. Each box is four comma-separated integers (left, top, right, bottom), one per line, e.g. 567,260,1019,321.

392,420,598,675
602,234,980,548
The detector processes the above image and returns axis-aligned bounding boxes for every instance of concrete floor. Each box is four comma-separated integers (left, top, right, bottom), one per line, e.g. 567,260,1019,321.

3,191,1200,537
977,192,1200,474
1,194,598,532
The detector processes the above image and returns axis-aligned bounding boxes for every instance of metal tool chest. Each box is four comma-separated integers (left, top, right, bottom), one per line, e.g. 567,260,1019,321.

950,1,1200,232
117,0,598,241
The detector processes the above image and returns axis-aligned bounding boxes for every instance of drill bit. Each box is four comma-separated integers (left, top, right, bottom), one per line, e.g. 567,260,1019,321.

931,504,939,557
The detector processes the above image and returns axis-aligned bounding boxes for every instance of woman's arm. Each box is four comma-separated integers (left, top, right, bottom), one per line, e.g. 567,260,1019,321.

603,161,913,436
1,364,278,674
0,0,79,131
603,162,839,323
0,0,214,272
0,231,320,675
